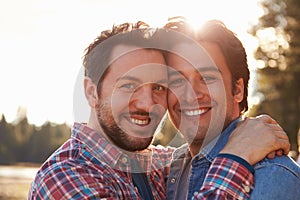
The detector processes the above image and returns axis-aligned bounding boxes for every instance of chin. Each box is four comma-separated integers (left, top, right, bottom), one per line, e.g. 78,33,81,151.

124,137,154,152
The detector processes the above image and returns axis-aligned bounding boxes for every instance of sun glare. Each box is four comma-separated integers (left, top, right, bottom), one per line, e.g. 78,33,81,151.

0,0,264,125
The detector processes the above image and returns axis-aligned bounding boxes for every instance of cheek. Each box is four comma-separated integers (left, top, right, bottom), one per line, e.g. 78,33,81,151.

167,92,180,125
207,82,227,101
110,92,132,114
167,91,178,110
153,93,168,113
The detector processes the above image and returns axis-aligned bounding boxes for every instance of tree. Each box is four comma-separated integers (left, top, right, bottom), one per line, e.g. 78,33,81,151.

249,0,300,157
26,121,71,163
0,115,15,164
13,116,34,162
0,109,72,164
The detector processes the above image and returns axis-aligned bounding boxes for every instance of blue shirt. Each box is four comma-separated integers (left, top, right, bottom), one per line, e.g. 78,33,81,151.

166,118,300,200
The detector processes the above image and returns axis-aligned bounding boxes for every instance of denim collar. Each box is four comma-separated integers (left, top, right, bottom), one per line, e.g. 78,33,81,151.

196,117,242,162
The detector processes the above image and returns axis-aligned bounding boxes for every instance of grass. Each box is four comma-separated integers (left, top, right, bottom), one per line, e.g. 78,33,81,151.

0,164,40,200
0,180,31,200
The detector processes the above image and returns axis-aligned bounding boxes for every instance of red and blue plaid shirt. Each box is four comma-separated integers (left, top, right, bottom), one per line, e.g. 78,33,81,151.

28,122,254,199
194,156,254,199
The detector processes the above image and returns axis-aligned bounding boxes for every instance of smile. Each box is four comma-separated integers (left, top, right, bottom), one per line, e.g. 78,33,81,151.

130,117,150,125
182,108,209,116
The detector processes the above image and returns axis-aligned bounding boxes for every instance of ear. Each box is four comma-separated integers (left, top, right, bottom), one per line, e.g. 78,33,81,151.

84,77,98,108
233,78,244,103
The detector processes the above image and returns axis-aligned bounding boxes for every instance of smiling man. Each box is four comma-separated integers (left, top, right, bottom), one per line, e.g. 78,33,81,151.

28,23,173,199
164,18,300,200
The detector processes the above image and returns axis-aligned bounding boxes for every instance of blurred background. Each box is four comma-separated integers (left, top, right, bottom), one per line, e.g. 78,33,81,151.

0,0,299,199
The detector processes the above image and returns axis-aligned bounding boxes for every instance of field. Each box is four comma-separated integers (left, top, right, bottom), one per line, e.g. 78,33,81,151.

0,164,40,200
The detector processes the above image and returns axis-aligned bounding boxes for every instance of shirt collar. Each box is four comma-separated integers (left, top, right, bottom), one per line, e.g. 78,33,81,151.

172,143,190,159
71,122,153,173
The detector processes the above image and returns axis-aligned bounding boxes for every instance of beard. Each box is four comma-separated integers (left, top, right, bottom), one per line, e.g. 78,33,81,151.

96,100,154,152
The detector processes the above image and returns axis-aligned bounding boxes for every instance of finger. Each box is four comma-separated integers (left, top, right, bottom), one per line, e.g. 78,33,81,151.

265,121,284,130
273,130,289,140
277,139,291,155
267,152,275,159
276,149,283,156
256,114,277,125
265,123,284,132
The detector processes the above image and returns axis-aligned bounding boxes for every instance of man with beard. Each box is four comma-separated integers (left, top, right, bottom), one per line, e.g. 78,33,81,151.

164,18,300,200
28,21,290,199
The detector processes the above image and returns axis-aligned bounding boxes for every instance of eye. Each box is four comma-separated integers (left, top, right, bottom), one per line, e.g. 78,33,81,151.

169,78,186,88
153,84,166,91
202,76,216,82
119,83,137,91
198,72,220,84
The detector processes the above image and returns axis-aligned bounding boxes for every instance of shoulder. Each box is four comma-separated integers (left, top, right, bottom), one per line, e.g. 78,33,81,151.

254,155,300,178
30,139,112,195
251,156,300,199
254,156,300,188
33,156,105,186
29,154,115,199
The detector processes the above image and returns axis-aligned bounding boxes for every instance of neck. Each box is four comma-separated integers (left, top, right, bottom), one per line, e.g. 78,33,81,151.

87,110,111,142
188,116,242,158
189,140,204,158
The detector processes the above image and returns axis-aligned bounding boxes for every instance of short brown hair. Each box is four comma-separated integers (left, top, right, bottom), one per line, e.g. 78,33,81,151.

164,17,250,113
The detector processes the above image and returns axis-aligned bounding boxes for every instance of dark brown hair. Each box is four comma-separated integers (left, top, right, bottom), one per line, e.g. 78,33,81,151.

164,17,250,113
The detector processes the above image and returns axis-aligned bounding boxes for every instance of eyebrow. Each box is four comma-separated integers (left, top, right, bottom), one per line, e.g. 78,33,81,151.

117,75,168,85
168,66,221,77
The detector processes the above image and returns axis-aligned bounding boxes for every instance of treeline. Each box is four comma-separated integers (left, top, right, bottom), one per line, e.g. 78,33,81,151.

0,113,185,165
0,114,71,164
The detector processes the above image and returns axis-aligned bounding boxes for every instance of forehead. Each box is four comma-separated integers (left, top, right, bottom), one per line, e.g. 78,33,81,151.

106,45,167,82
166,42,228,74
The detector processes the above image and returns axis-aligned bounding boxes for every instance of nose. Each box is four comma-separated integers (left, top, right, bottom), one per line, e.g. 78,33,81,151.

131,85,156,112
184,79,205,103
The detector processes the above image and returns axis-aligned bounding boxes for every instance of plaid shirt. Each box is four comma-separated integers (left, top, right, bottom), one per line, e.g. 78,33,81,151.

28,122,253,199
193,156,254,200
28,122,173,200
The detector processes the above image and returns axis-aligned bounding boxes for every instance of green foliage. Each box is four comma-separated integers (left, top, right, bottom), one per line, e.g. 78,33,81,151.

249,0,300,155
153,114,186,147
0,114,71,164
0,115,15,164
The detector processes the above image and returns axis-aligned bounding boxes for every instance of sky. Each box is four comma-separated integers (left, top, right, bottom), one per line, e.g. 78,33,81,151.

0,0,264,126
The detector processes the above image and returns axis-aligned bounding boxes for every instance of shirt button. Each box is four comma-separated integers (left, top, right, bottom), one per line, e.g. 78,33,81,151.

197,155,204,160
170,178,176,184
242,183,250,193
121,157,128,164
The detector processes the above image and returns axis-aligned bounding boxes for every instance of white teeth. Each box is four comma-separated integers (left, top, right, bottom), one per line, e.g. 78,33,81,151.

184,109,206,116
130,118,149,125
